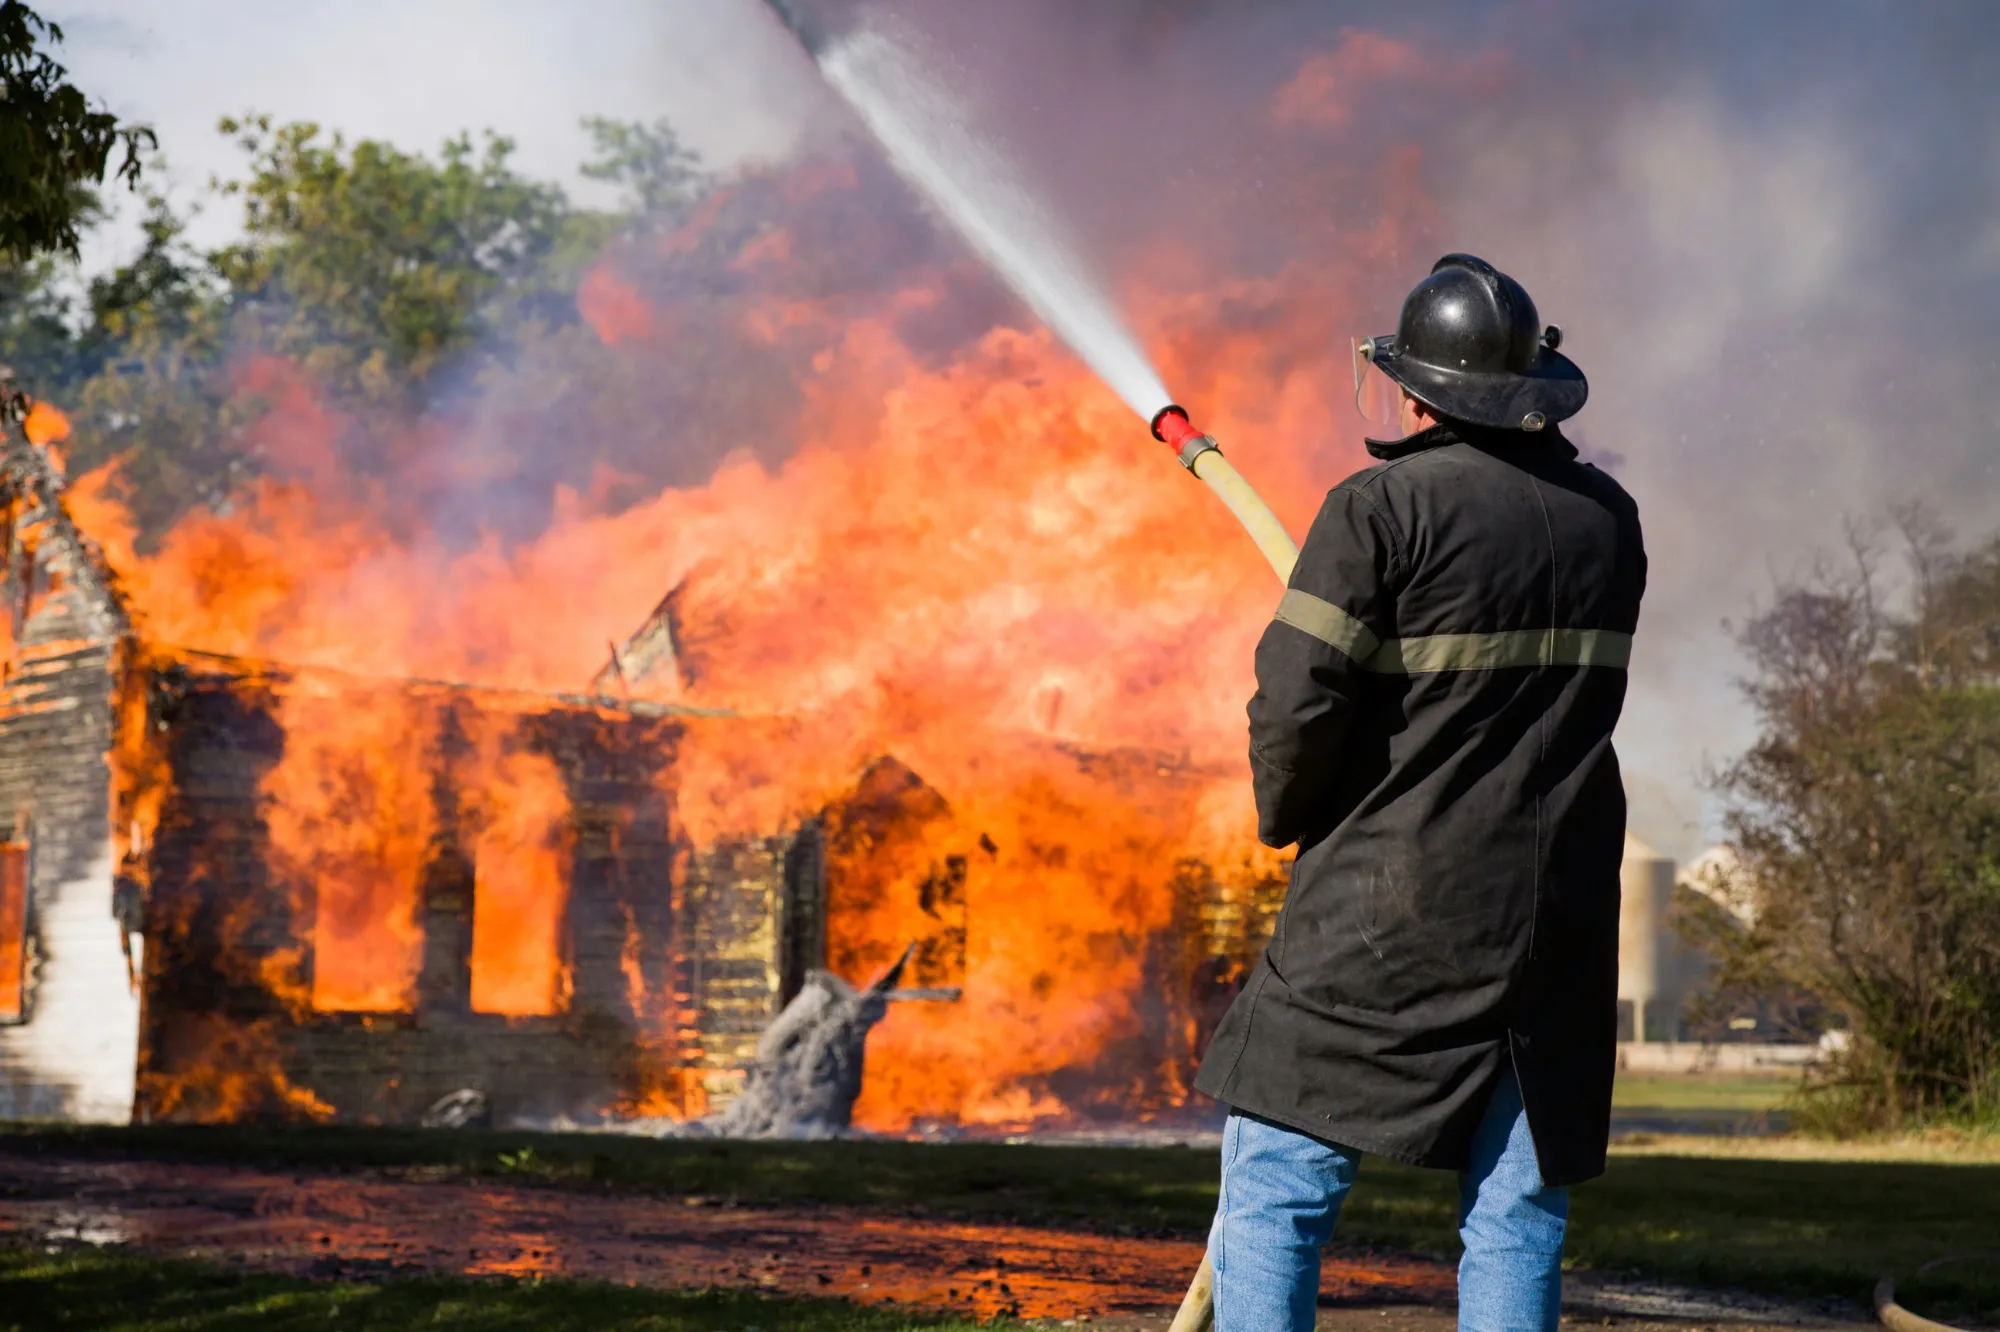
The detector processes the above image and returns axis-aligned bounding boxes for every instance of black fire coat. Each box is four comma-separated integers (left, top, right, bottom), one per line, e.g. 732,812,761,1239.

1193,423,1646,1187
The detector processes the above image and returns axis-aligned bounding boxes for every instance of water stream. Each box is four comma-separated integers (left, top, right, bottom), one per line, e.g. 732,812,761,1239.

816,18,1174,421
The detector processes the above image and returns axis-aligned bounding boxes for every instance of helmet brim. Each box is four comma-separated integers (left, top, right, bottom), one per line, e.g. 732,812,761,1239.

1370,333,1588,431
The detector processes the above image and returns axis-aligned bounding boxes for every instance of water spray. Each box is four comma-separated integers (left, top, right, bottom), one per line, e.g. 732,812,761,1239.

761,0,1298,588
763,0,831,55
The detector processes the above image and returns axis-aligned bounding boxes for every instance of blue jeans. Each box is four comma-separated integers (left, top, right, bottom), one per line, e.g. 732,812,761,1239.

1209,1072,1567,1331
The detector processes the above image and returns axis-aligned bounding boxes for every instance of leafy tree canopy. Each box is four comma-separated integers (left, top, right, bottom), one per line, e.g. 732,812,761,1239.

580,115,706,226
0,109,727,543
2,0,153,420
1,1,152,259
209,115,583,403
1704,509,2000,1132
66,193,239,535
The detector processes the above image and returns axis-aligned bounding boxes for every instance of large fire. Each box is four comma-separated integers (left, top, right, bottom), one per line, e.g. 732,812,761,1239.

49,37,1434,1131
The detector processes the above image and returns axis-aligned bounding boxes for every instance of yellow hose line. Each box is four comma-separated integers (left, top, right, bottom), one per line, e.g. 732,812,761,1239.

1875,1278,1972,1332
1164,445,1289,1331
1167,1253,1215,1332
1189,449,1298,584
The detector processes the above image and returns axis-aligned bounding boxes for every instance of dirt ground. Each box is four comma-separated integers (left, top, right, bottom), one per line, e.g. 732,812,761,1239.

0,1145,1868,1330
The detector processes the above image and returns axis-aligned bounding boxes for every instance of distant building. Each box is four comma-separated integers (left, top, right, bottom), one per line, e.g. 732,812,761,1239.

1618,835,1792,1043
1619,835,1685,1040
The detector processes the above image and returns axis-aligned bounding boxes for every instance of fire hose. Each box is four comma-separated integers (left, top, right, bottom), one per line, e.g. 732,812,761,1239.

1149,401,1297,1332
1149,406,1300,584
1875,1277,1975,1332
1168,1251,1218,1332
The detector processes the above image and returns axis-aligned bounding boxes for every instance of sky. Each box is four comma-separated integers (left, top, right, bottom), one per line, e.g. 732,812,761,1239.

45,0,826,266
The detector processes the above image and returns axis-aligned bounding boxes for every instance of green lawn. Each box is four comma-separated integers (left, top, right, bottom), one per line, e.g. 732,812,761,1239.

5,1122,1997,1320
1610,1074,1798,1114
1352,1154,1998,1320
0,1248,993,1332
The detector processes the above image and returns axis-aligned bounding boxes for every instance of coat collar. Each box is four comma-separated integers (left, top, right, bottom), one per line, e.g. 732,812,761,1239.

1364,423,1458,460
1364,422,1579,461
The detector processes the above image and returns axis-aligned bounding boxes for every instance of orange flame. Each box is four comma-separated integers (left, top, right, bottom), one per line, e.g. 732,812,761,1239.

464,719,574,1017
263,686,437,1013
21,401,71,448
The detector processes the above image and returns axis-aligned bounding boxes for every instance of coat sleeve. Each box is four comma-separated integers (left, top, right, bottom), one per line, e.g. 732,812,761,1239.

1247,483,1401,847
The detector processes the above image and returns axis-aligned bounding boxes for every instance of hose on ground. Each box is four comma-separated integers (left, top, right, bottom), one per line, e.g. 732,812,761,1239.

1152,411,1286,1330
1875,1277,1973,1332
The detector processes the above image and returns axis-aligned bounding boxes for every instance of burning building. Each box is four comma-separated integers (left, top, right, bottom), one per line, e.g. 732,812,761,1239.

0,436,832,1125
0,14,1356,1132
0,438,1282,1128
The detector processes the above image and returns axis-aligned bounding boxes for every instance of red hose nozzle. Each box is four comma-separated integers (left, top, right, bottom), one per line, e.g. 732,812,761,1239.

1151,404,1220,473
1150,404,1198,448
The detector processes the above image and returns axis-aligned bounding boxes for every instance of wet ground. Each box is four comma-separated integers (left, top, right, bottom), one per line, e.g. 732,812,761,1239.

0,1145,1867,1329
0,1149,1450,1320
851,1108,1792,1151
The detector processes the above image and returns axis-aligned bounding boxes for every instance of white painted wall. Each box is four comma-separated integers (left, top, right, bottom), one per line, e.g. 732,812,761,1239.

0,851,140,1123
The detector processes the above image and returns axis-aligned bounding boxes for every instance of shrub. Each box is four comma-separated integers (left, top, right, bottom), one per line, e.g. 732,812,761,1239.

1708,511,2000,1133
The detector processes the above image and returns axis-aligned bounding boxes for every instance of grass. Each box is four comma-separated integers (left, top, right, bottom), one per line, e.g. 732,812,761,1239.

1610,1074,1798,1113
1353,1153,2000,1320
1608,1129,2000,1163
0,1247,997,1332
4,1121,1998,1320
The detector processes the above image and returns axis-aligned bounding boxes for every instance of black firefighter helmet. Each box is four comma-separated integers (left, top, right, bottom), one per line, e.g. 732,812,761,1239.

1358,254,1586,432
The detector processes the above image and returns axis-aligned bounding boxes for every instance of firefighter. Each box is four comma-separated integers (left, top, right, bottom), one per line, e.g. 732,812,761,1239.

1193,254,1647,1331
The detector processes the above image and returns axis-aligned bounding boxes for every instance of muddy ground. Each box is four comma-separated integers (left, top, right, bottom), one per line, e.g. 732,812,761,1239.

0,1144,1870,1329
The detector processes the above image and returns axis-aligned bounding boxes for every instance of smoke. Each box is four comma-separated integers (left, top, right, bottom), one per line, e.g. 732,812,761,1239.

1404,1,2000,853
82,1,2000,861
818,17,1173,418
729,0,2000,856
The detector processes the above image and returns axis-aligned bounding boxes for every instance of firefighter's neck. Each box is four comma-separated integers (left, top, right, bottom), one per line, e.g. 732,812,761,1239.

1399,391,1438,437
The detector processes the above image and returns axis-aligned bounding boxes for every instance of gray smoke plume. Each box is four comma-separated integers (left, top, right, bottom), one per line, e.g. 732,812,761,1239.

88,1,1989,859
756,0,2000,855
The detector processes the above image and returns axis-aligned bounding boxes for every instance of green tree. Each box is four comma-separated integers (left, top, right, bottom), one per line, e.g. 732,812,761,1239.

2,1,153,422
0,0,152,261
1708,512,2000,1131
66,193,242,539
17,109,726,544
209,115,578,403
1,189,211,406
0,250,79,395
580,115,706,226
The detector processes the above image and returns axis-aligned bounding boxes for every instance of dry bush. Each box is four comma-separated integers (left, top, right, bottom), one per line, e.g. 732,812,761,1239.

1709,509,2000,1133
